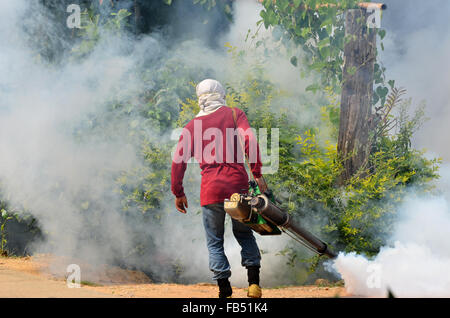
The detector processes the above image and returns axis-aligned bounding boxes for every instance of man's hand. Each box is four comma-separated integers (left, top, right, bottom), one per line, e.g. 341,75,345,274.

255,177,268,194
175,196,188,214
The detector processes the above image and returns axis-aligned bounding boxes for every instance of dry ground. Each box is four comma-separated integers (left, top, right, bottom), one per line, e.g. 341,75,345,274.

0,255,348,298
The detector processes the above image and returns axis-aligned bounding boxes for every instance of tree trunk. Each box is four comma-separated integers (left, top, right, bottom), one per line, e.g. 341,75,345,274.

337,9,377,184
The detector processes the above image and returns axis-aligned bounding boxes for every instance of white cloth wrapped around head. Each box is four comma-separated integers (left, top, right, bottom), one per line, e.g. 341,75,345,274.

195,79,227,117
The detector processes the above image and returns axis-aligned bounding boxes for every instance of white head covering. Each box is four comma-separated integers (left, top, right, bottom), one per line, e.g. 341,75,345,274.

195,79,227,117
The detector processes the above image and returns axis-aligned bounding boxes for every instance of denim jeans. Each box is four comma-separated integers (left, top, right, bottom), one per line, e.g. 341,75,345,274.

202,203,261,281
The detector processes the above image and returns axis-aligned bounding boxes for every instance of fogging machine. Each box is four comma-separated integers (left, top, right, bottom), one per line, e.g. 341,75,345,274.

224,180,337,259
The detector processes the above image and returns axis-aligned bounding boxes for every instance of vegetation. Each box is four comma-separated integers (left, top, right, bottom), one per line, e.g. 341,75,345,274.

258,0,392,106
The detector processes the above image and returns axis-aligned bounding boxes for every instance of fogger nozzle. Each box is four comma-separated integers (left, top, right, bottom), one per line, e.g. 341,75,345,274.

251,195,337,259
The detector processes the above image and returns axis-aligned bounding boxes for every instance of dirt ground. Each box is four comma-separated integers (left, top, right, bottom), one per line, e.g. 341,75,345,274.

0,255,348,298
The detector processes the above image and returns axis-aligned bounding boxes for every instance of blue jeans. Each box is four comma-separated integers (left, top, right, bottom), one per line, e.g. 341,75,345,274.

202,203,261,281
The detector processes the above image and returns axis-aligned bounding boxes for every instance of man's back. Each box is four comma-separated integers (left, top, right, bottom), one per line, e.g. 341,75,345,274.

171,106,262,206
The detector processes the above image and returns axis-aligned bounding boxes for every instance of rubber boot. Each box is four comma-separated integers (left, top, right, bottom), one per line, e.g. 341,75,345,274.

218,278,232,298
247,266,262,298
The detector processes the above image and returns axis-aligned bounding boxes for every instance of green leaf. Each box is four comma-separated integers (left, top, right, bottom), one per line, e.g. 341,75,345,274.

376,86,389,99
388,80,395,89
278,0,290,10
318,37,330,50
320,46,330,59
320,18,333,29
306,84,321,93
373,92,380,105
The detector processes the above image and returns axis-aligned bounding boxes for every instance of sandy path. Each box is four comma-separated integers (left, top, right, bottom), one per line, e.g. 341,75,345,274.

0,256,348,298
87,283,346,298
0,267,114,298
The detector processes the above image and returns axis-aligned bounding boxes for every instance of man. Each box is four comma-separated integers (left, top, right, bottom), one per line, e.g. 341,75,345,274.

171,79,266,298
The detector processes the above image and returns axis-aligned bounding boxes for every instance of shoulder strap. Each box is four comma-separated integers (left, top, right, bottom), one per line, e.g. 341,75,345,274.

230,107,269,191
230,107,256,181
231,107,238,129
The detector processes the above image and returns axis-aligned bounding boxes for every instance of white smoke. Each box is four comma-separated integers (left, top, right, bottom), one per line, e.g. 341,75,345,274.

380,0,450,160
329,194,450,297
0,0,148,267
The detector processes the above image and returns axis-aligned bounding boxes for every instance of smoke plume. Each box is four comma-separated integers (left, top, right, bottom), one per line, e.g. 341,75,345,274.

380,0,450,159
329,194,450,297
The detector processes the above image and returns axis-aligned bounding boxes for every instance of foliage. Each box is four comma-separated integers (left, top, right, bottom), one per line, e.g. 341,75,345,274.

258,0,391,106
260,0,357,88
192,0,233,19
0,201,40,256
71,7,131,58
0,208,14,256
162,0,233,17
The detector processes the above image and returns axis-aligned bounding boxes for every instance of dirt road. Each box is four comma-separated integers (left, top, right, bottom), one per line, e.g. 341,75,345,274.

0,256,348,298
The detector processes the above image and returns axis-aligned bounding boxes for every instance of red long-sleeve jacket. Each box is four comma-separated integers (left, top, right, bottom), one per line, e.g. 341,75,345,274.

171,106,262,206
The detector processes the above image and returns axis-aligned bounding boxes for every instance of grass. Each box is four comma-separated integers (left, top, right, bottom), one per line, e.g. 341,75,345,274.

80,280,103,287
265,279,345,289
0,253,28,259
67,279,103,287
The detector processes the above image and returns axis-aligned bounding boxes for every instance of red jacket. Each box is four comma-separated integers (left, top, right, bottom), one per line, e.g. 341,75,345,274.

171,106,262,206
